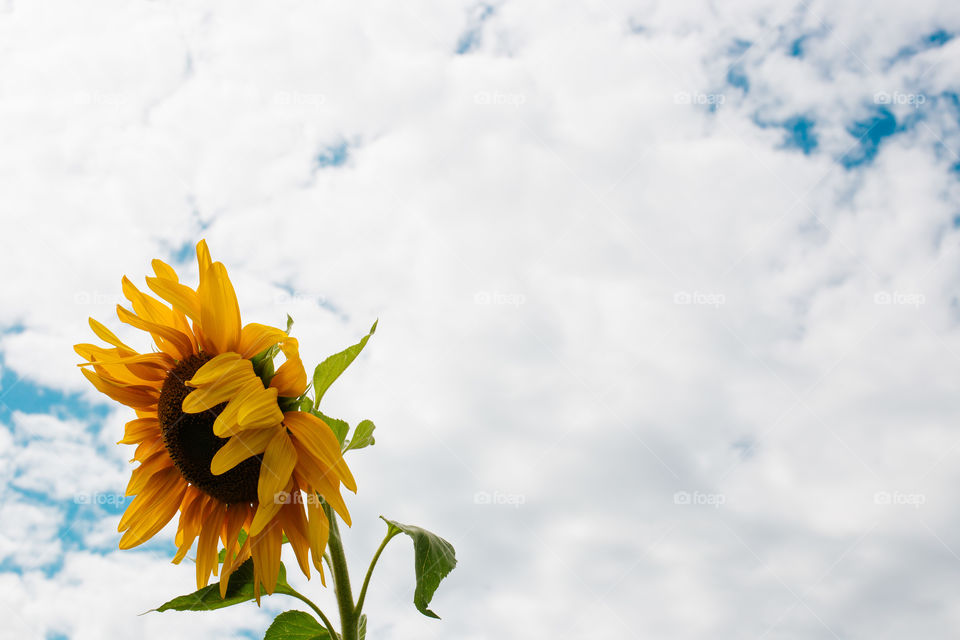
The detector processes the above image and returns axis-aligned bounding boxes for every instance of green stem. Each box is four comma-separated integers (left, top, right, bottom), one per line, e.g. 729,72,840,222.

354,529,400,616
324,502,358,640
286,588,340,640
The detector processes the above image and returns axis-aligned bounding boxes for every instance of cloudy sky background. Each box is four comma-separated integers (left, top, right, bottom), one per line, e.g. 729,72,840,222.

2,0,960,638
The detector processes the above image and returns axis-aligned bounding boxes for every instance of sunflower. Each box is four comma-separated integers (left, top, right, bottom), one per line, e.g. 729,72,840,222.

75,240,356,600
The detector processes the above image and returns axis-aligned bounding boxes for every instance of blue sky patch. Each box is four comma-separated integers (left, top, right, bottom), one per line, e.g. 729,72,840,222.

0,363,107,424
727,65,749,93
889,29,954,65
752,114,818,155
315,142,349,170
841,107,898,168
456,4,495,55
782,115,818,154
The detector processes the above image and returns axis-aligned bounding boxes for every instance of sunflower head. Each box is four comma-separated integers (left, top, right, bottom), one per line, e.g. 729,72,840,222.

75,240,356,600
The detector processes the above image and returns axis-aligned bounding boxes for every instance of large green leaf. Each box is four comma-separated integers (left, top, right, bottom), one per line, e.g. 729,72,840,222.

312,321,377,409
381,517,457,619
343,419,376,453
153,559,295,612
264,610,330,640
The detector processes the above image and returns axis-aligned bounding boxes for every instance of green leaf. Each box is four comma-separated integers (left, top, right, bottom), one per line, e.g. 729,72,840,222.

358,613,368,640
153,559,295,612
343,420,376,453
380,517,457,619
312,409,349,445
312,320,377,409
264,610,330,640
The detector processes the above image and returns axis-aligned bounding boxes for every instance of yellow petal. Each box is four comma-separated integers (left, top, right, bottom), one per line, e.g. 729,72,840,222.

118,469,186,549
88,317,134,353
239,323,287,359
152,258,179,282
196,501,225,589
258,430,297,506
270,339,307,398
293,463,351,527
173,492,208,564
81,368,158,409
278,502,312,579
237,386,283,429
284,411,356,492
116,305,194,360
125,451,173,496
251,518,283,601
196,240,212,279
306,496,330,578
219,504,251,597
145,276,202,322
182,368,256,413
118,417,161,444
212,379,268,437
248,477,291,537
198,262,241,354
187,352,246,385
210,427,276,476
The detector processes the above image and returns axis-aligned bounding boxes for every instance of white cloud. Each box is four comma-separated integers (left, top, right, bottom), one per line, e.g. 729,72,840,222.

3,0,960,638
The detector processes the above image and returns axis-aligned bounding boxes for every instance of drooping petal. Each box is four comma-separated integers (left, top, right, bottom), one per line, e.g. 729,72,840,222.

196,501,226,588
278,500,312,579
306,495,330,578
258,430,297,506
284,411,356,492
118,468,187,549
250,514,283,601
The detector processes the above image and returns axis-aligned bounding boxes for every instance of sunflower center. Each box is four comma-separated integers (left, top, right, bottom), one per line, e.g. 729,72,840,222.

158,353,261,504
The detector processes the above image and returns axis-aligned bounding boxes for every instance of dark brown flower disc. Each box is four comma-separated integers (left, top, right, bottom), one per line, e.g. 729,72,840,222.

158,353,261,504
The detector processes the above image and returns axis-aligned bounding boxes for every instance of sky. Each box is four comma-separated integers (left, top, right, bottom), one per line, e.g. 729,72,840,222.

2,0,960,638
